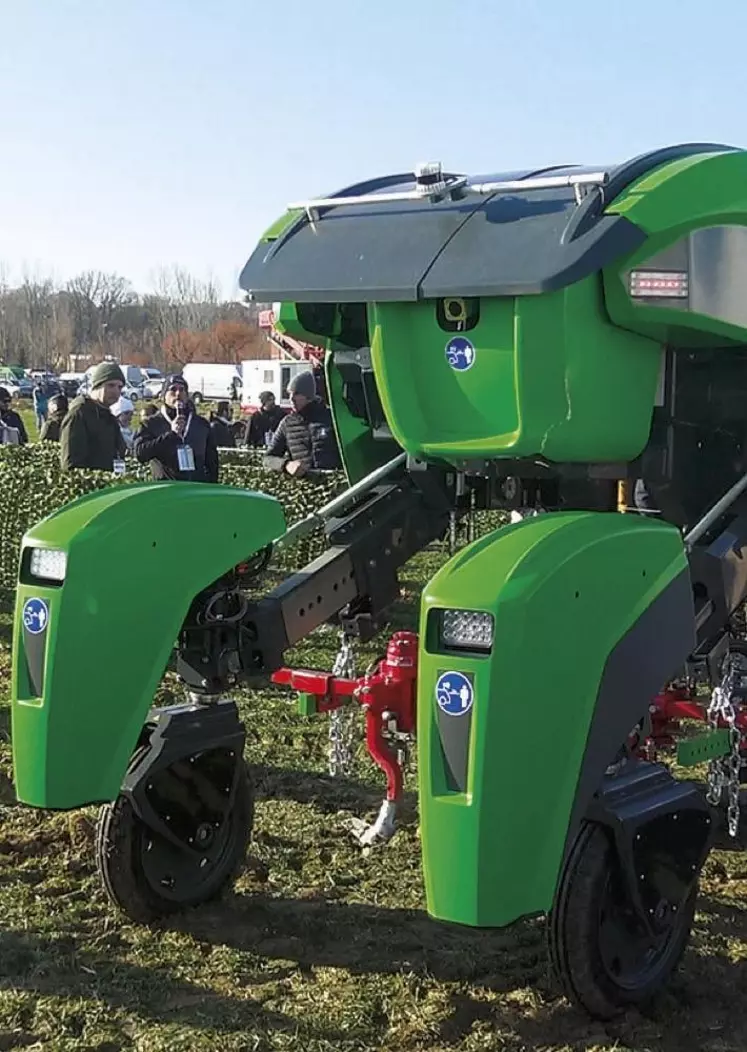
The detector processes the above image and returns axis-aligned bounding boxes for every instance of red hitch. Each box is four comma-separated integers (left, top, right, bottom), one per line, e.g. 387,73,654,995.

272,631,418,804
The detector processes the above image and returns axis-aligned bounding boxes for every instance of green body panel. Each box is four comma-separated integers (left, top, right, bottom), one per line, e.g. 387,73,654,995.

12,483,285,809
273,301,325,346
259,210,303,243
677,728,731,767
369,278,661,465
417,511,688,928
604,151,747,347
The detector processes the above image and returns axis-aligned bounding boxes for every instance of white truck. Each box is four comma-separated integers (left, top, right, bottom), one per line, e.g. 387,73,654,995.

240,359,310,413
181,363,242,405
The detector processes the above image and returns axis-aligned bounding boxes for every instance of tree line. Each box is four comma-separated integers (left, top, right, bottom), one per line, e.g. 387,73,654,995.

0,264,271,372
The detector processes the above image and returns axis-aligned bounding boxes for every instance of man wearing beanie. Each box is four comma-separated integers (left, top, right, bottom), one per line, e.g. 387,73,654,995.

59,361,127,471
264,369,340,476
133,372,218,483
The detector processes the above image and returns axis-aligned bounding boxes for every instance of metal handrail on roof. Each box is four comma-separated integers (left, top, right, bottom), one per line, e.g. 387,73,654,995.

288,163,610,222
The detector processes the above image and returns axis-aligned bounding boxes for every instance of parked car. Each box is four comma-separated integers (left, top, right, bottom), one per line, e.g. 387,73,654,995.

141,367,163,399
0,367,33,399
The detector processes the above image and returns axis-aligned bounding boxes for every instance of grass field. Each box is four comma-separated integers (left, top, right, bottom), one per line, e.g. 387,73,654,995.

3,402,747,1050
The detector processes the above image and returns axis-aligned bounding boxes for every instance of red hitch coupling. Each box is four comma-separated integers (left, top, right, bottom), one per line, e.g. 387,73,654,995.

272,631,418,804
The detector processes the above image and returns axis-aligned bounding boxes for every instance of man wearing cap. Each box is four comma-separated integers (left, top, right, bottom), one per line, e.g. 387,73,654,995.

59,362,126,470
133,373,218,483
244,390,286,448
0,388,28,445
264,370,341,476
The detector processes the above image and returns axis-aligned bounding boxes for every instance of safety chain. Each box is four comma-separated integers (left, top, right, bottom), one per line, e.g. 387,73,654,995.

328,632,358,777
706,656,743,837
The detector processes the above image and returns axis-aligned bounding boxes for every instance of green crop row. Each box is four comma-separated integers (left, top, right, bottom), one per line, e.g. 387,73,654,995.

0,445,347,591
0,444,507,599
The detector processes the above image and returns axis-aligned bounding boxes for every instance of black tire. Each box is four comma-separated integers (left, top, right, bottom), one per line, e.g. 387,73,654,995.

191,392,202,406
96,754,254,925
548,822,697,1019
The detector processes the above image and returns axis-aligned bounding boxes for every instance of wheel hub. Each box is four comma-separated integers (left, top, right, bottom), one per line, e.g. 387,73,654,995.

195,822,216,848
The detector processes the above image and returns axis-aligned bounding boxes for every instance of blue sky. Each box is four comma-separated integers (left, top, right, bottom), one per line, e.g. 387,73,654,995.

1,0,745,298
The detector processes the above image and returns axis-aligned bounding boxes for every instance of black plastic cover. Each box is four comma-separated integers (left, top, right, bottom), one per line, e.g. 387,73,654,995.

239,146,737,303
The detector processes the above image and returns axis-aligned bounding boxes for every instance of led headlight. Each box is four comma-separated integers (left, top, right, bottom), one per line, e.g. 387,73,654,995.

29,547,67,582
441,609,494,651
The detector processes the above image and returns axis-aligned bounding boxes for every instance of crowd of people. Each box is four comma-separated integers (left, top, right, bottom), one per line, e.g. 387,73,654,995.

0,360,342,483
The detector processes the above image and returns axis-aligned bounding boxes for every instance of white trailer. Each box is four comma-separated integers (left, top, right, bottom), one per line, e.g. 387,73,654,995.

240,359,310,412
181,363,242,405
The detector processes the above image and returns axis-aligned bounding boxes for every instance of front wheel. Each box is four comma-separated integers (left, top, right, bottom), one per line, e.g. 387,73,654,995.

191,392,203,406
96,751,254,924
548,823,697,1018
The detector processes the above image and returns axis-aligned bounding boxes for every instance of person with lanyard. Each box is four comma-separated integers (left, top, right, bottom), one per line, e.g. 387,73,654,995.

133,372,219,483
59,361,127,472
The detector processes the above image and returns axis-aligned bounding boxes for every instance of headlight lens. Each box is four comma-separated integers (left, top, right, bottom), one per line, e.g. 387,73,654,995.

29,547,67,582
441,609,494,651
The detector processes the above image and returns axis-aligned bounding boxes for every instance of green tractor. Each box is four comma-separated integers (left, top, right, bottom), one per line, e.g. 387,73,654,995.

12,142,747,1017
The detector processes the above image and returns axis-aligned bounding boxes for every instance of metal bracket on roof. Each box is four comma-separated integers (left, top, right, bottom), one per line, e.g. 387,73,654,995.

289,162,610,222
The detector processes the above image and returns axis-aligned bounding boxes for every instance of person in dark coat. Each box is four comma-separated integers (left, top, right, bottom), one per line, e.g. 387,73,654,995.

59,362,126,470
133,373,219,483
0,387,28,445
39,394,69,442
209,401,235,449
245,390,286,448
263,370,340,476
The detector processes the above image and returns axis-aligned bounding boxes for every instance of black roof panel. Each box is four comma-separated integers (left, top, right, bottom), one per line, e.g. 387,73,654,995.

239,145,739,303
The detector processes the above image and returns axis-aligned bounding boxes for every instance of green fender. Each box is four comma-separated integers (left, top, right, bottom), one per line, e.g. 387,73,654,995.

12,482,285,809
417,511,695,928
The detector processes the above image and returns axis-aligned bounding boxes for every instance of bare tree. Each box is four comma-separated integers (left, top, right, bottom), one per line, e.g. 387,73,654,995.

67,270,135,351
149,265,221,341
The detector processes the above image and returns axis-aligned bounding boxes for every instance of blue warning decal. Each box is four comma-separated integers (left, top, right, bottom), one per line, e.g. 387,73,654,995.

435,671,474,716
445,336,476,372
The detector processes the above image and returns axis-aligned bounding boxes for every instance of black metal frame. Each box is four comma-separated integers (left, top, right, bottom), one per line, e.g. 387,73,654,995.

176,466,456,691
122,700,246,854
587,762,714,937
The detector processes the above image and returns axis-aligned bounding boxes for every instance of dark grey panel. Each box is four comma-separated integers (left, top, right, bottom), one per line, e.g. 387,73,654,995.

421,210,644,298
23,625,47,698
627,224,747,327
240,200,645,303
239,166,614,302
560,567,696,871
690,225,747,329
435,668,474,792
240,200,475,303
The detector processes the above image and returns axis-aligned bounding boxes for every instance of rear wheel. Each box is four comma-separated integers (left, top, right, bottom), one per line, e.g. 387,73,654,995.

96,747,253,924
548,822,697,1018
191,391,203,406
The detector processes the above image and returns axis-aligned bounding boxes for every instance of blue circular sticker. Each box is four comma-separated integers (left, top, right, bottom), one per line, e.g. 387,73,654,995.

445,336,476,372
23,597,49,635
435,671,474,716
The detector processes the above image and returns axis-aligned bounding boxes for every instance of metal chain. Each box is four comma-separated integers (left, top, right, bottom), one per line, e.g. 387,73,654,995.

328,632,358,777
706,657,743,836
